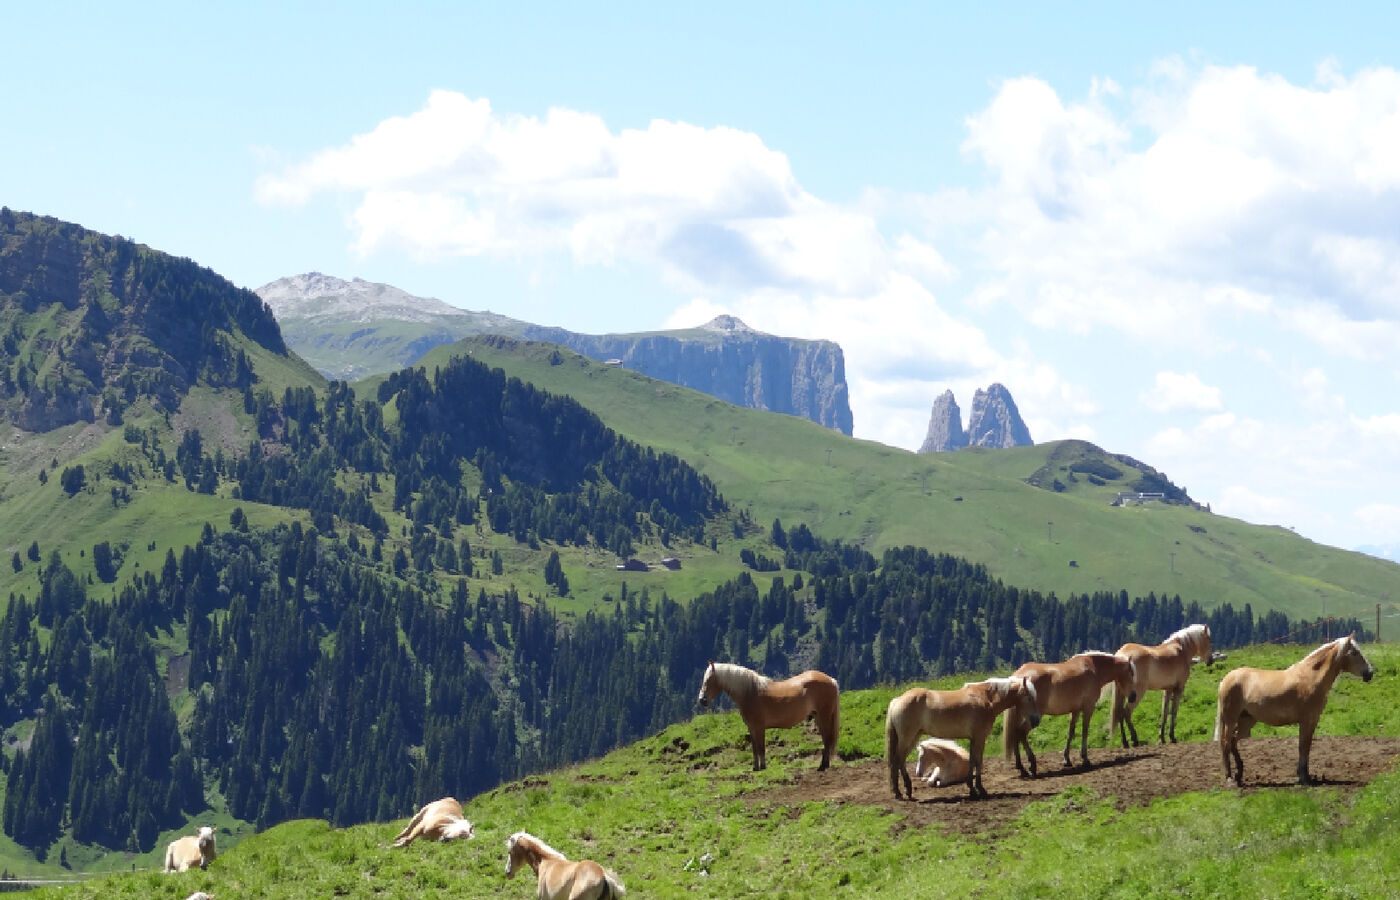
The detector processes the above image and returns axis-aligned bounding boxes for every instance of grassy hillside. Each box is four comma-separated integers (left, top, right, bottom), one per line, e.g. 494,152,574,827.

424,337,1400,624
25,640,1400,899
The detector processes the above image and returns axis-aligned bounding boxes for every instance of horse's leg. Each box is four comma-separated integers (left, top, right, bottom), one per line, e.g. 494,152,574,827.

1297,718,1318,785
748,724,766,771
968,737,988,799
1022,731,1038,777
1166,687,1183,743
1052,711,1075,767
1158,689,1172,744
1077,708,1093,767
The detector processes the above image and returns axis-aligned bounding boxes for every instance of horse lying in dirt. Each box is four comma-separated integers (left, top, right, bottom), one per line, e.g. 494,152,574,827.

914,737,971,788
392,796,475,847
164,825,217,872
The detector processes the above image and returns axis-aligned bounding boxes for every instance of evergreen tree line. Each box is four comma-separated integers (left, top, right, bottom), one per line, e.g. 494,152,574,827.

0,523,1364,856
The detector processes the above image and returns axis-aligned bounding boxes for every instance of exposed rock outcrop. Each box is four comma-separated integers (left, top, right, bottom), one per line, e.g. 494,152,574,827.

918,383,1032,453
918,390,967,453
258,274,855,435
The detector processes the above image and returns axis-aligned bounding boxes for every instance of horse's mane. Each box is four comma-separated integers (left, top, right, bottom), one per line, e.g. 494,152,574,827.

966,676,1013,698
711,662,771,701
1168,623,1209,653
1298,635,1350,670
510,831,566,861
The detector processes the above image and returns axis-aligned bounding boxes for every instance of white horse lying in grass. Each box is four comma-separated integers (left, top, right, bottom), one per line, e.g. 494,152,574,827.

392,797,475,847
914,737,972,788
164,825,217,872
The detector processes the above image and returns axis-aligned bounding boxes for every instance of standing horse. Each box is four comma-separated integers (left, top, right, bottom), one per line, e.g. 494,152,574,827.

885,675,1040,800
1215,633,1374,786
1113,624,1219,746
506,832,626,900
1004,651,1137,776
696,661,840,771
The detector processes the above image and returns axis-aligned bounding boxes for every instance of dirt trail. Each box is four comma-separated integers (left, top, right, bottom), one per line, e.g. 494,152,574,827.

746,736,1400,834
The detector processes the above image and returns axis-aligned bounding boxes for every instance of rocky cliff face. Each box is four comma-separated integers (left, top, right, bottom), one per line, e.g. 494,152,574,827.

918,383,1032,452
523,316,853,434
258,275,855,435
918,390,967,453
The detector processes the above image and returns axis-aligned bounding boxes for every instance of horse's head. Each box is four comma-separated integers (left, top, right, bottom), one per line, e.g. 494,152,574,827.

441,818,475,842
1014,675,1041,728
1340,633,1375,682
196,826,216,850
697,660,721,707
505,832,526,877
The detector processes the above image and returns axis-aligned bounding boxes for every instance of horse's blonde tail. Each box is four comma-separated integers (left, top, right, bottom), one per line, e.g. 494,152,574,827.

1001,707,1019,758
1212,690,1224,742
603,870,627,898
884,710,901,791
1107,681,1122,736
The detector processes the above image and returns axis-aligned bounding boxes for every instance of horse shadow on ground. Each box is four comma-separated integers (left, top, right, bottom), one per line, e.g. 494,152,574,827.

1017,750,1159,780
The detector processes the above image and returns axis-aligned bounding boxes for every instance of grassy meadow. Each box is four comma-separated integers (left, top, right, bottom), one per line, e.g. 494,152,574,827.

24,640,1400,899
421,337,1400,625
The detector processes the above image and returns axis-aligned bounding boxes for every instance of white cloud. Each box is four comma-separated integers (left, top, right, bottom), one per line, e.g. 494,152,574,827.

1139,371,1223,413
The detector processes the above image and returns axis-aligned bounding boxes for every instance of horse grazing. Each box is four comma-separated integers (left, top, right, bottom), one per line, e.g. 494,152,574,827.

914,737,971,788
392,796,475,847
505,831,626,900
885,675,1039,800
696,661,840,771
1113,624,1221,746
164,825,217,873
1004,651,1137,776
1215,633,1374,786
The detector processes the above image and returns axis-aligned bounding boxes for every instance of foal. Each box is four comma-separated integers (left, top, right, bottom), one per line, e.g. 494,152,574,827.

505,831,626,900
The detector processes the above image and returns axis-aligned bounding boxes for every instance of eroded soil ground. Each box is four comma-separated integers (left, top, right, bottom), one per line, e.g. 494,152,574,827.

746,736,1400,834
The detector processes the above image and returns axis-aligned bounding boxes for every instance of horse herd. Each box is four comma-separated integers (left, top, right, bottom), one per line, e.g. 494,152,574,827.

160,627,1375,897
700,626,1376,801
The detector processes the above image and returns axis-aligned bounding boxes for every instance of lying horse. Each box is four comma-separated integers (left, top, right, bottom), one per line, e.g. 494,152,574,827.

1113,623,1220,746
505,831,626,899
1004,651,1137,776
914,737,971,788
392,796,475,847
885,675,1039,800
696,661,840,771
164,825,217,872
1215,633,1374,786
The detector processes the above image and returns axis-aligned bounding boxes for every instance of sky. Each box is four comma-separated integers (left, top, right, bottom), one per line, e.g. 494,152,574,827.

5,2,1400,557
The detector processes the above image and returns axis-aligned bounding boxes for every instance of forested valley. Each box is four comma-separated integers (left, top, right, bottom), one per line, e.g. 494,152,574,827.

0,354,1364,859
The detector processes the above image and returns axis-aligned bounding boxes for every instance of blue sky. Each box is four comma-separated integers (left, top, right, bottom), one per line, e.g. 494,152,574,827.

6,2,1400,564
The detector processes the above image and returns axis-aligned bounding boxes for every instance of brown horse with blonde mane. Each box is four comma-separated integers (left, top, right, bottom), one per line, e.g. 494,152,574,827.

1113,624,1220,746
505,831,626,900
697,661,840,771
885,675,1040,800
1215,633,1374,786
1004,651,1137,776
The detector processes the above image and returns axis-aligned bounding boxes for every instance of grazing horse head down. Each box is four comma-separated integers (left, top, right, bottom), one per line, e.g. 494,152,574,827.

1215,633,1374,787
506,831,627,900
694,660,841,772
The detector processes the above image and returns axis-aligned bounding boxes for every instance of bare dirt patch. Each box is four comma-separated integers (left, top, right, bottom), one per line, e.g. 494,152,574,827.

748,736,1400,835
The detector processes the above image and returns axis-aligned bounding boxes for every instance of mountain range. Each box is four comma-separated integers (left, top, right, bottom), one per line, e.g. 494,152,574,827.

257,273,854,434
0,208,1396,875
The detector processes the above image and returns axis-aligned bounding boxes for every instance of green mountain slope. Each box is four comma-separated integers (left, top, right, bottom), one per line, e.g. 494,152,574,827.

416,336,1400,624
24,641,1400,899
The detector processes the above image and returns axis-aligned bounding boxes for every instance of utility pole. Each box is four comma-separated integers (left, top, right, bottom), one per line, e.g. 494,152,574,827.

1047,521,1053,543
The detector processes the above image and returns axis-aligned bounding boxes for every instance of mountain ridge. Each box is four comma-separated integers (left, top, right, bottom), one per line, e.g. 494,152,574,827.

256,272,855,434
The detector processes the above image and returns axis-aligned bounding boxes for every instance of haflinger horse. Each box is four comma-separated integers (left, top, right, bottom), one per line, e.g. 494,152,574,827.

1004,651,1137,776
505,831,626,900
1113,624,1223,747
696,661,840,771
391,796,475,847
913,737,972,789
885,675,1039,800
164,825,217,873
1215,633,1374,787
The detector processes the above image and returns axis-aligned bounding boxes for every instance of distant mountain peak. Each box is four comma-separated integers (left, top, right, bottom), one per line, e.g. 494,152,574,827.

256,273,466,323
918,383,1033,453
702,315,756,334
